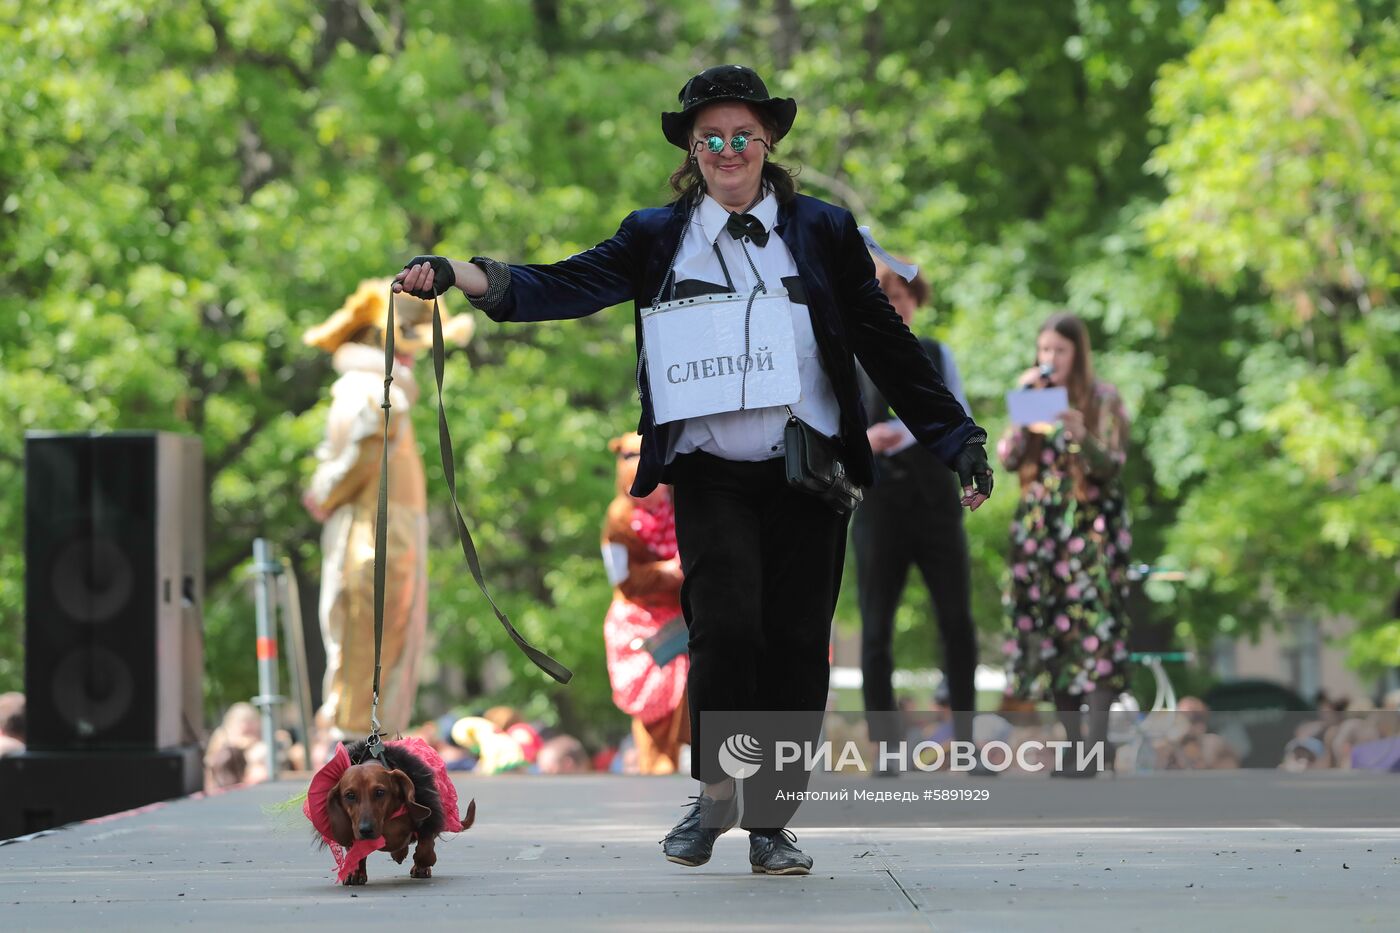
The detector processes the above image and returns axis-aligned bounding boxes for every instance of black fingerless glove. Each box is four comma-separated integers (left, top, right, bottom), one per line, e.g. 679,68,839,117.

953,441,994,497
402,255,456,299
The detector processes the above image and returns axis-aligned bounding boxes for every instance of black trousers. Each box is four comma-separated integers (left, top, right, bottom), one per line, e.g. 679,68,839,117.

852,454,978,747
670,451,848,828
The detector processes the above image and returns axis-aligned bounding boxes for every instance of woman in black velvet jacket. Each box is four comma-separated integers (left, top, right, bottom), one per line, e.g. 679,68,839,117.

395,64,993,876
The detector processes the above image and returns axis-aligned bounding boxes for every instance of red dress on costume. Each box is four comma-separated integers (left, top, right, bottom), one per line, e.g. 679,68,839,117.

603,496,689,725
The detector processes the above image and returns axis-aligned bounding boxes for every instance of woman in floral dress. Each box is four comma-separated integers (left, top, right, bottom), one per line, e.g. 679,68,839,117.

997,312,1131,770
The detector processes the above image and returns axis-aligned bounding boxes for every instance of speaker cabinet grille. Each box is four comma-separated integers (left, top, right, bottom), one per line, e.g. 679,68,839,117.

24,432,203,751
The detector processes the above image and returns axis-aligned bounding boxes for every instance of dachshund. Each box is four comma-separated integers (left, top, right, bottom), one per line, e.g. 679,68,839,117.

321,738,476,885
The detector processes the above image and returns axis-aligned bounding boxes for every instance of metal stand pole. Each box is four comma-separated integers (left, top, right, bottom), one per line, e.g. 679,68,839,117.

250,538,286,780
277,565,316,770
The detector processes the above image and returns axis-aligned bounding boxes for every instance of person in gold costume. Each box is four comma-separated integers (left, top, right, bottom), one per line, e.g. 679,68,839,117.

302,280,474,761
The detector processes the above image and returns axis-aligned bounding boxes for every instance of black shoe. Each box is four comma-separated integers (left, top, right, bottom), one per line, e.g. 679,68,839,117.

661,795,736,867
748,829,813,875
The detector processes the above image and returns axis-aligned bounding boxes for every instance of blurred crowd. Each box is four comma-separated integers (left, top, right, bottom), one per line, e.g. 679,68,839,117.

879,687,1400,776
198,685,1400,788
403,704,688,778
1275,690,1400,773
201,699,684,790
203,701,299,789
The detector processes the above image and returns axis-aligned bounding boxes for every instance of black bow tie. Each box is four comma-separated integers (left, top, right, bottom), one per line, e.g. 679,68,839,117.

726,212,770,247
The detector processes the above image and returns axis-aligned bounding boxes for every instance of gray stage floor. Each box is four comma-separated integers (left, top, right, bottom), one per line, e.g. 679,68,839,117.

1,772,1396,932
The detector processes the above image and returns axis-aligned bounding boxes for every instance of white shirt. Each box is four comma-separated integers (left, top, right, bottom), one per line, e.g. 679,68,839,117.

667,192,842,463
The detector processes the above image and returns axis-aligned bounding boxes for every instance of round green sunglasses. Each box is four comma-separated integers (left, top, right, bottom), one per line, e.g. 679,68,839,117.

695,133,770,155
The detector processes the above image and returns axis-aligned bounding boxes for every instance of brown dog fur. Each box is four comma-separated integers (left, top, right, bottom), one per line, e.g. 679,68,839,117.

326,761,477,885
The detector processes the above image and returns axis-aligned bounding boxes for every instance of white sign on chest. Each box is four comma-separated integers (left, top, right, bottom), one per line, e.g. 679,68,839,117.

642,290,802,425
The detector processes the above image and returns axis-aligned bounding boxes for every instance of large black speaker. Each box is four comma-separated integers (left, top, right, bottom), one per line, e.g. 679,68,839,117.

0,746,204,839
22,431,205,751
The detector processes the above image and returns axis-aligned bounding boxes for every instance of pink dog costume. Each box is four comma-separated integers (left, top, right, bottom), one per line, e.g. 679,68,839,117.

304,737,465,883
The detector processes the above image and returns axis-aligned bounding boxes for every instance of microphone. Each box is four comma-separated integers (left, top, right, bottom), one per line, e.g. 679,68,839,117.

1021,364,1055,389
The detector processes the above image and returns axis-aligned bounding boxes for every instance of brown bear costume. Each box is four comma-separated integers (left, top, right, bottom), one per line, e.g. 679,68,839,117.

601,433,690,774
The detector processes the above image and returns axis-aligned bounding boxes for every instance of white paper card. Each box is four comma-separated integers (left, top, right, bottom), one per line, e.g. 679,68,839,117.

642,290,802,425
858,225,918,282
601,542,629,586
1005,386,1069,427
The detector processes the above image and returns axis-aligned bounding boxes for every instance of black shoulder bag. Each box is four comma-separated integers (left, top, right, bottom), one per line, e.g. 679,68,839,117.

782,406,863,515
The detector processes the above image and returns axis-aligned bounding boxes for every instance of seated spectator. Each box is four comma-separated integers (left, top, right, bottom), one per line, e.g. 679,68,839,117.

1329,711,1380,770
280,722,308,773
536,735,591,774
594,739,621,774
1198,732,1239,769
1315,691,1350,739
604,734,637,774
997,695,1058,775
469,706,544,767
412,714,476,771
450,716,528,774
204,702,266,788
1155,696,1239,770
205,743,248,788
1279,692,1360,770
897,695,936,753
1346,690,1400,771
915,683,956,749
1316,694,1356,762
506,721,543,766
439,720,480,772
1350,736,1400,771
1169,732,1240,770
1280,735,1328,772
819,703,871,773
483,705,523,732
0,692,24,758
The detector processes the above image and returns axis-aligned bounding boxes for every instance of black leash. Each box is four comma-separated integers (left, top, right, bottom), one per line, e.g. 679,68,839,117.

359,292,572,759
423,292,572,684
359,292,399,765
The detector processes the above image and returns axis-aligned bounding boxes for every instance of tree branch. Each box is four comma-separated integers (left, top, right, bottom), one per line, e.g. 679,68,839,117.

861,3,881,85
355,0,396,54
797,166,871,218
315,0,384,69
531,0,563,52
772,0,801,71
201,0,314,90
209,418,267,478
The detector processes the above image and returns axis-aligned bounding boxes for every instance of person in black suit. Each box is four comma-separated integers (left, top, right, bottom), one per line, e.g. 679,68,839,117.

853,262,979,770
393,64,993,875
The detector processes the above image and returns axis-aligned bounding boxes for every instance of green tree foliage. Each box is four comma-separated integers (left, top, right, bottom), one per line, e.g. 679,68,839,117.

1143,0,1400,667
1,0,1393,742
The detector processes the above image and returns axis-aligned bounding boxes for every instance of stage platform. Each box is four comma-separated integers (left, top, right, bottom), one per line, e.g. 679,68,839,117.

1,771,1396,931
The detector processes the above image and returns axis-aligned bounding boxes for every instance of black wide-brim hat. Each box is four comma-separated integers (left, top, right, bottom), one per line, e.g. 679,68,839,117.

661,64,798,150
